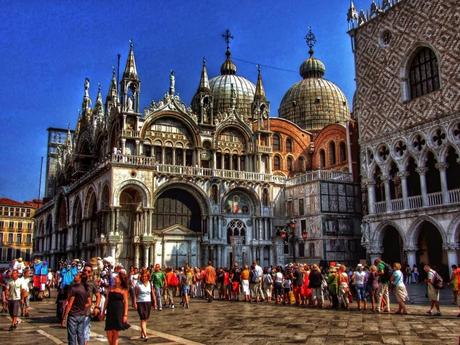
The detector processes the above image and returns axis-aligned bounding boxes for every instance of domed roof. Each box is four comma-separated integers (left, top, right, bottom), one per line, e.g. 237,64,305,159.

279,29,350,131
209,50,256,121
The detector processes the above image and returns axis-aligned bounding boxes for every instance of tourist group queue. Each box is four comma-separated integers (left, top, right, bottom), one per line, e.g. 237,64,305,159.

1,256,460,345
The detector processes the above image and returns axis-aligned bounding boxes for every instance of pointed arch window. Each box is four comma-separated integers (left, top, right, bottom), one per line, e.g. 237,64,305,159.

287,156,293,172
273,134,281,151
329,142,336,165
274,156,281,171
319,149,326,168
409,47,440,99
286,138,293,153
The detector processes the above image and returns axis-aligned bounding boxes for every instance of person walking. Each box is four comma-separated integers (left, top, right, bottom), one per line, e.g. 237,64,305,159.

164,268,179,308
101,272,130,345
367,265,379,312
450,265,458,305
6,269,26,331
181,265,193,308
204,261,217,302
61,271,91,345
424,264,442,316
308,264,324,308
391,263,408,314
240,265,251,302
151,264,165,311
82,264,101,345
133,269,155,340
352,264,367,311
375,258,391,313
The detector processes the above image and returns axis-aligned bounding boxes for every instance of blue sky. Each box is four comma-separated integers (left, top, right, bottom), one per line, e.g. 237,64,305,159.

0,0,371,201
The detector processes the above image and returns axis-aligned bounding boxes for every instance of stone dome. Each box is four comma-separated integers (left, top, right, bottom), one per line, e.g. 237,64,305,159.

279,55,350,132
208,50,256,121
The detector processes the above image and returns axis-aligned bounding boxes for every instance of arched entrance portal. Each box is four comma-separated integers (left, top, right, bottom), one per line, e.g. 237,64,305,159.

382,226,403,265
118,187,144,268
152,188,202,232
153,187,204,268
417,221,443,269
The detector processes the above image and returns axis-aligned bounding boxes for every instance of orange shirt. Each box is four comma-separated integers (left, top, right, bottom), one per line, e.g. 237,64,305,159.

205,265,216,284
241,269,250,280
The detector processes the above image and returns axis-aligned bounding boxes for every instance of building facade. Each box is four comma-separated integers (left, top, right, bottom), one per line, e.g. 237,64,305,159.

34,32,361,269
0,198,40,266
348,0,460,276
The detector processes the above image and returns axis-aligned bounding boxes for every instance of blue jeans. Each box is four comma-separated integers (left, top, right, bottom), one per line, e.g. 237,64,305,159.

154,286,163,309
355,285,365,301
67,314,86,345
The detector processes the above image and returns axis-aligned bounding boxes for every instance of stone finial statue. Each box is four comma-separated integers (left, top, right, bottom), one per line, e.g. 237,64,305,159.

169,70,175,95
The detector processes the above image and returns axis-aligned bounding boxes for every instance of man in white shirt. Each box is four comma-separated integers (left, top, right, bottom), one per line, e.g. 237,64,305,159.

7,269,26,331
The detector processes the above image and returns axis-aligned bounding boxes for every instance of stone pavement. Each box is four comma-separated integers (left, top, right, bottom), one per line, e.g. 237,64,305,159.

0,286,459,345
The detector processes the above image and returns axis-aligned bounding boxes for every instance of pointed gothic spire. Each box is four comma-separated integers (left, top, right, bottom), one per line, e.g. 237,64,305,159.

96,83,103,106
82,77,91,110
65,124,72,147
254,64,266,99
198,57,210,91
108,67,118,97
123,40,138,80
169,70,175,96
347,0,358,22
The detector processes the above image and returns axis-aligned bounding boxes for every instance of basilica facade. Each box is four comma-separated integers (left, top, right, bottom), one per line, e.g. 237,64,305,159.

348,0,460,276
34,31,361,269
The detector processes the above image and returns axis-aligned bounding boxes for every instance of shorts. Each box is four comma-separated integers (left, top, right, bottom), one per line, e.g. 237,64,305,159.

182,285,190,296
274,282,283,297
137,302,151,321
8,300,20,317
355,285,365,301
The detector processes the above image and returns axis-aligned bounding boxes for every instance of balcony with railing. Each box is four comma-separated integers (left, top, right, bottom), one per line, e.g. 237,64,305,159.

110,154,287,184
286,170,353,186
372,189,460,215
122,129,140,138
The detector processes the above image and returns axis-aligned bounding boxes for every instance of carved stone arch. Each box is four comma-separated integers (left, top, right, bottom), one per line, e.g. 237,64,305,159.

152,180,210,217
405,215,447,248
84,185,99,218
367,160,377,180
114,180,151,208
427,126,448,150
214,122,252,149
447,119,460,144
54,193,69,230
72,196,83,225
447,215,460,246
100,182,111,210
140,111,201,147
221,187,261,216
372,220,406,249
391,137,408,161
399,42,442,102
419,148,441,167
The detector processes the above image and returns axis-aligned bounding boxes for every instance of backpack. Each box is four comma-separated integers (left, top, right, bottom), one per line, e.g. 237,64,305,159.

250,270,258,283
168,273,179,287
263,274,273,285
382,263,393,281
431,270,443,289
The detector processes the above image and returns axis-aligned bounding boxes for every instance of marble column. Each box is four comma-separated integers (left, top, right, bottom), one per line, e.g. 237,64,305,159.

367,180,376,214
446,245,459,275
121,138,126,155
144,245,150,268
382,175,391,212
436,163,449,204
399,171,409,209
134,244,140,268
405,248,417,269
417,167,428,206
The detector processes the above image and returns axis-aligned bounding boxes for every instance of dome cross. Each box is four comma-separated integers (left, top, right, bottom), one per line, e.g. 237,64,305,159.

222,29,234,53
305,27,317,57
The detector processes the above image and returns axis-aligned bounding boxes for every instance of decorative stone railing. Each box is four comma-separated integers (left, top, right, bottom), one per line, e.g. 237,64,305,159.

109,154,351,185
286,170,353,186
110,154,287,184
372,189,460,215
122,129,140,137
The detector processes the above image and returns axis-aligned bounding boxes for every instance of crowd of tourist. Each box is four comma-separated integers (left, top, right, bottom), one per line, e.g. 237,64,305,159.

0,256,459,345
